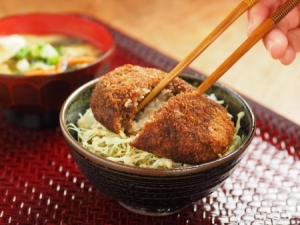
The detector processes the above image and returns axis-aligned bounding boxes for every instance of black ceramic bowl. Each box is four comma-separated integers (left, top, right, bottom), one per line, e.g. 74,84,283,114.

59,73,255,216
0,13,115,129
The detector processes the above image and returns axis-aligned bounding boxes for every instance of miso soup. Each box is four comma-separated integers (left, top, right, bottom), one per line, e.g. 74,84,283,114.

0,34,103,75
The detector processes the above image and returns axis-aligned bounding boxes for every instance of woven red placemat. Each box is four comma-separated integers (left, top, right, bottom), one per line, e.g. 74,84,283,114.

1,25,300,225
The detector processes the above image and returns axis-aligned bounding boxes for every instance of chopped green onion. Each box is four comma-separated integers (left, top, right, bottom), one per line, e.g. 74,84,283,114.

15,47,31,59
46,55,61,65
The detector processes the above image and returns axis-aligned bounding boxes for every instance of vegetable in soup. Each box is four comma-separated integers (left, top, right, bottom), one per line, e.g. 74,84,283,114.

0,34,103,75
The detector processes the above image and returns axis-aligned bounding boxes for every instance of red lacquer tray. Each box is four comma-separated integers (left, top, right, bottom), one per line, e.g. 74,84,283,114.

1,24,300,225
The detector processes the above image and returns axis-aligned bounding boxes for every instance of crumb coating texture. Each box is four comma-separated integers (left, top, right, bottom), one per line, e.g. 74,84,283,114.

90,64,195,133
130,91,235,164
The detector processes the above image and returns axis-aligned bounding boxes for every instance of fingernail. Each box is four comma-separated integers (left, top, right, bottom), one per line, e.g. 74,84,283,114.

266,40,274,54
247,18,253,36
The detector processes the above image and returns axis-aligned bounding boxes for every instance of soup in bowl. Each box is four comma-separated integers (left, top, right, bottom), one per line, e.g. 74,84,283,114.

0,13,115,128
59,70,255,216
0,34,104,75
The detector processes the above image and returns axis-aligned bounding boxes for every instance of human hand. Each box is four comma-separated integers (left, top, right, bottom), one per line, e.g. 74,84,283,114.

247,0,300,65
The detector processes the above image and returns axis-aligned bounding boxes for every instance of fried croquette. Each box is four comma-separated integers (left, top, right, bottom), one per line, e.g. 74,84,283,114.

90,64,195,134
130,91,235,165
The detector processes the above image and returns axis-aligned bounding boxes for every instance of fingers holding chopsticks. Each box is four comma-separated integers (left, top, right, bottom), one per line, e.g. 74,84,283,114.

247,0,300,65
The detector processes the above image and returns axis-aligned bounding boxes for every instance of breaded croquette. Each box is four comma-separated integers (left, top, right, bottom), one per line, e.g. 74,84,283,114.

90,64,235,165
90,64,195,134
130,91,235,164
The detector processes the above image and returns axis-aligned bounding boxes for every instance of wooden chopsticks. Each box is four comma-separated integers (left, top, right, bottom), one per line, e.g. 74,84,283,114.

197,0,300,95
137,0,257,112
138,0,300,113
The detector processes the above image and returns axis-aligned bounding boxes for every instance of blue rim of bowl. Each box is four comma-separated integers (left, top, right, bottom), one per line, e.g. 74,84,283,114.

60,77,256,176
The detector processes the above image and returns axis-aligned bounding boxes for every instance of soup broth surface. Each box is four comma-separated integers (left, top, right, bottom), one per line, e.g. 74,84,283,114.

0,34,103,75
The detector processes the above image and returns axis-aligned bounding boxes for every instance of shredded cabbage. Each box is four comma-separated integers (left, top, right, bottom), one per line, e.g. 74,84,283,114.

219,111,245,157
68,95,245,169
68,109,177,169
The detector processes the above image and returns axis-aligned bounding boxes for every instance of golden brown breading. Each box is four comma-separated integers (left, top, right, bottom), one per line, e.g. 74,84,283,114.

90,64,195,133
130,91,235,165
